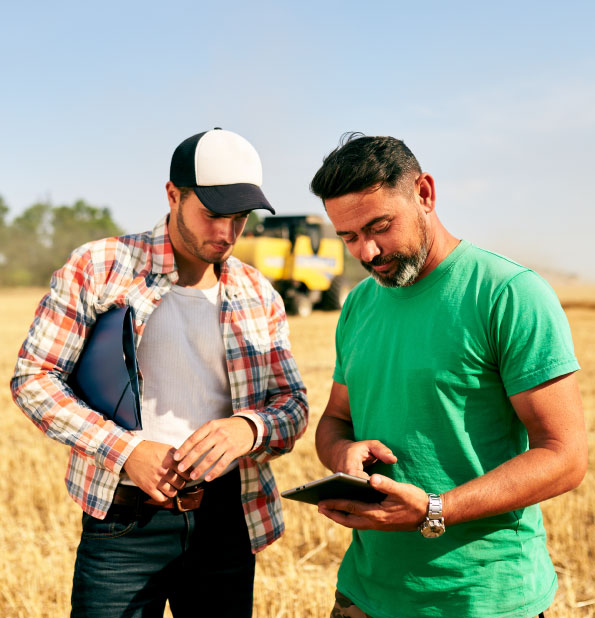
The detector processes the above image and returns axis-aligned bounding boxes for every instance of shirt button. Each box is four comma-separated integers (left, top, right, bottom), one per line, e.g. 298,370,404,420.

154,292,161,300
136,319,143,327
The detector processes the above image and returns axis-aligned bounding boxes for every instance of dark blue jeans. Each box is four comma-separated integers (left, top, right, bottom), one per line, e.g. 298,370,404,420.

71,468,255,617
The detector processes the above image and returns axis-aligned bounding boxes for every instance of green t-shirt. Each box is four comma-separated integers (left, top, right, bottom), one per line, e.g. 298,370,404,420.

333,240,579,618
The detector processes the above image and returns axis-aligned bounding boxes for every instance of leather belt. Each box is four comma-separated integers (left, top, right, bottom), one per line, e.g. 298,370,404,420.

112,484,205,512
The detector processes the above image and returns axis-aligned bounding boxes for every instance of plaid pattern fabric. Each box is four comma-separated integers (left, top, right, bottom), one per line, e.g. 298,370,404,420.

11,215,308,553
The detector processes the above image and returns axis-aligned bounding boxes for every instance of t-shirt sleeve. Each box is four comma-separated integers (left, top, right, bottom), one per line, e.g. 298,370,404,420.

491,270,579,396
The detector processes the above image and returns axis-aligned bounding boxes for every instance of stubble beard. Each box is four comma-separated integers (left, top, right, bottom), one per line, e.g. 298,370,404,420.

362,211,429,288
176,201,231,265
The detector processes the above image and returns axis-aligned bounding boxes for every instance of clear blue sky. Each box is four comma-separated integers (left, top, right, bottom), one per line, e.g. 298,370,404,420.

2,1,594,280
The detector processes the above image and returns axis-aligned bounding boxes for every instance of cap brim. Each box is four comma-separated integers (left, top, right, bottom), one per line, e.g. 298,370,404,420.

193,184,275,215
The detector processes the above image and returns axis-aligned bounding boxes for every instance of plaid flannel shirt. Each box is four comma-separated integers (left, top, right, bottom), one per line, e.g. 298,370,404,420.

11,215,308,553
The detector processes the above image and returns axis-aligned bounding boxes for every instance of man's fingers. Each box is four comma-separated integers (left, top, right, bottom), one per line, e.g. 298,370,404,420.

318,498,349,511
318,498,369,513
172,477,187,490
200,453,234,482
368,441,398,464
176,439,213,473
145,487,169,503
344,469,370,480
173,427,210,465
369,473,405,495
189,448,228,481
164,471,187,490
178,437,222,477
175,426,229,473
318,505,371,529
160,483,178,498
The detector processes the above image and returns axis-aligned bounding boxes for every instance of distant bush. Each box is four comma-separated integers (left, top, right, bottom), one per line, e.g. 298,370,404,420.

0,196,123,287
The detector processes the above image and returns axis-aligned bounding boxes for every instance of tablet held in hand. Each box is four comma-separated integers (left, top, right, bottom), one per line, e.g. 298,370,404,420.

281,472,386,505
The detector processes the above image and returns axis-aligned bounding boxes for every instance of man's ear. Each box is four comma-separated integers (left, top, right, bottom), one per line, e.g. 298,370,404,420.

416,173,436,214
166,181,181,212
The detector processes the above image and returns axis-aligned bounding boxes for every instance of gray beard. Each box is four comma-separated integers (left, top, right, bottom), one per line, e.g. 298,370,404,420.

362,208,429,288
362,245,428,288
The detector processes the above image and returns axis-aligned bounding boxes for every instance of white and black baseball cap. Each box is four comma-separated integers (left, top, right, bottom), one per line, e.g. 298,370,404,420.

169,128,275,215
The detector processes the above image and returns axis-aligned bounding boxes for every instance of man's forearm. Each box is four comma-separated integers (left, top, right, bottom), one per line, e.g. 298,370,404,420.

444,373,588,526
12,367,141,472
316,442,586,533
315,415,355,471
442,444,587,526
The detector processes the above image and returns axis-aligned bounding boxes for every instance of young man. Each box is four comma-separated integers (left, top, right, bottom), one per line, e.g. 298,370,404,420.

11,128,308,617
310,133,587,618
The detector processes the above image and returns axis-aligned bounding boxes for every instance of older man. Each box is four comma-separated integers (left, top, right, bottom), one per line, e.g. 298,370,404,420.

310,133,586,618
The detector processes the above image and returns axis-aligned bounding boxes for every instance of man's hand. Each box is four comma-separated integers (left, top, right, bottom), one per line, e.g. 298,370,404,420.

331,439,398,479
316,382,397,477
123,440,189,503
318,474,428,531
173,417,257,482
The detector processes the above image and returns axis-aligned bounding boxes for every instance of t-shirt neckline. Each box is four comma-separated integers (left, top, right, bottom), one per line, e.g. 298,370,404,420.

380,239,470,299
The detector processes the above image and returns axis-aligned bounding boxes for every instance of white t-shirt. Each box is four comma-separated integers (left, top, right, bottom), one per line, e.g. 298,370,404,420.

121,282,237,484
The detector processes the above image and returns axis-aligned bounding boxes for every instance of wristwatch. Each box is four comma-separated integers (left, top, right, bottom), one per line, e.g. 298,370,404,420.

419,493,446,538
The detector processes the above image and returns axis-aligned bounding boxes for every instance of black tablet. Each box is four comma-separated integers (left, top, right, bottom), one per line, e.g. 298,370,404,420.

281,472,386,505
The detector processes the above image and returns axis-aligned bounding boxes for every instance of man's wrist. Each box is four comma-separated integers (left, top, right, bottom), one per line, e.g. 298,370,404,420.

232,414,259,452
440,492,447,524
418,493,446,538
330,439,355,472
119,436,145,475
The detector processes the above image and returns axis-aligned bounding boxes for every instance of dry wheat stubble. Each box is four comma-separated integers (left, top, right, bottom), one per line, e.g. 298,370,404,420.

1,287,593,617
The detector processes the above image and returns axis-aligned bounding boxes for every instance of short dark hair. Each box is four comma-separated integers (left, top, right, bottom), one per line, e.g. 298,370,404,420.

178,186,194,204
310,132,422,201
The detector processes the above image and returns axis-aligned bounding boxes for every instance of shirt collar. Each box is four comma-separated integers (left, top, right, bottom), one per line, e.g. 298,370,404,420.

219,257,241,300
150,215,177,276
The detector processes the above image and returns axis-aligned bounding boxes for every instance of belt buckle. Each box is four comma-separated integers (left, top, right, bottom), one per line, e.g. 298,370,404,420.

175,494,192,512
174,486,204,512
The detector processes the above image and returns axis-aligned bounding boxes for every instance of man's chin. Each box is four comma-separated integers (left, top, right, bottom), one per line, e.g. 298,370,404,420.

362,262,419,288
369,270,400,288
201,246,234,264
363,262,395,282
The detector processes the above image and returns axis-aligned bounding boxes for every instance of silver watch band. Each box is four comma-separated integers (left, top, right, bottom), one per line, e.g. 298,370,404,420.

419,493,446,538
427,493,443,519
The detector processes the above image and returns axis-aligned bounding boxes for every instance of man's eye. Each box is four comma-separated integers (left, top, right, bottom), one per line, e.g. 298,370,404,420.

343,236,357,244
372,224,390,234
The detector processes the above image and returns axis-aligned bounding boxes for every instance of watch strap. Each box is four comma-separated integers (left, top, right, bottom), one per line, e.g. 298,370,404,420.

419,492,446,538
427,493,443,519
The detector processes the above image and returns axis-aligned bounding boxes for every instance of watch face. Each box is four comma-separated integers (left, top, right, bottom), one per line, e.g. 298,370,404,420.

420,520,445,538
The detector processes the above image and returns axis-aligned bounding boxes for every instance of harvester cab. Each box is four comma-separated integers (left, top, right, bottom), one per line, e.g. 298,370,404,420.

232,215,350,316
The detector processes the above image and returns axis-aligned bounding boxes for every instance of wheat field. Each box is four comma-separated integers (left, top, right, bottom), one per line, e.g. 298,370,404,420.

1,287,593,617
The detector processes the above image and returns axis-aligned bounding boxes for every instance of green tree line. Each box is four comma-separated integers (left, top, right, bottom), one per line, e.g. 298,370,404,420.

0,196,123,286
0,198,265,287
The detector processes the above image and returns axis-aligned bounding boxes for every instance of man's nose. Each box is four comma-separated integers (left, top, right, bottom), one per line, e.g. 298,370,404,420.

359,238,381,263
220,220,236,244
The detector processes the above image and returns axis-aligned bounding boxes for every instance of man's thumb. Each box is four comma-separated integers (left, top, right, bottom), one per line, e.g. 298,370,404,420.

369,473,400,494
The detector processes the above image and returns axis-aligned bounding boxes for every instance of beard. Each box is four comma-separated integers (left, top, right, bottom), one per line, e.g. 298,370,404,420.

362,211,429,288
176,201,232,265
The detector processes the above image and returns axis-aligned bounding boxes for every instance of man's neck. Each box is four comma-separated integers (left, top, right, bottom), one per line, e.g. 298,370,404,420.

166,217,221,288
174,256,220,289
416,222,460,284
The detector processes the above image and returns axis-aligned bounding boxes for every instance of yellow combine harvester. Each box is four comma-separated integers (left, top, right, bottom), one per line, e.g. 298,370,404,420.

233,215,350,316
